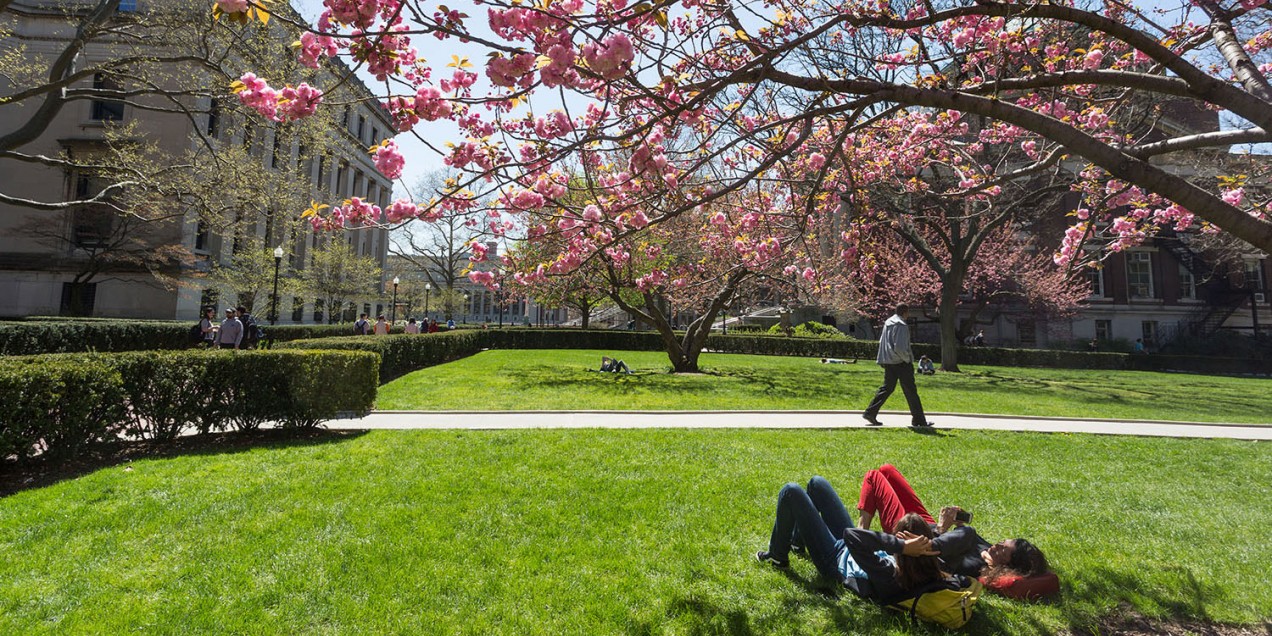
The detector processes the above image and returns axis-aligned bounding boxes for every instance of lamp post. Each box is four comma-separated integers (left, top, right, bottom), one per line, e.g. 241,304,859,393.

462,293,469,324
270,246,283,325
391,276,400,326
424,283,431,322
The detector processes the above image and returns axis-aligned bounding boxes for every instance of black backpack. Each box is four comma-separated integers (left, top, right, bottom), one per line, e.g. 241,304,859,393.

189,322,204,344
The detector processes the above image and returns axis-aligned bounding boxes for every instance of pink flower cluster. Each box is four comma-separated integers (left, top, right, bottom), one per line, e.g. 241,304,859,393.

414,87,452,121
371,140,405,180
235,74,323,122
216,0,248,13
297,32,338,69
486,53,536,88
581,34,635,80
384,199,419,223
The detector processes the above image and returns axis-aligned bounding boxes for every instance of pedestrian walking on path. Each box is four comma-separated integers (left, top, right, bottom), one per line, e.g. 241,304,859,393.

862,304,934,428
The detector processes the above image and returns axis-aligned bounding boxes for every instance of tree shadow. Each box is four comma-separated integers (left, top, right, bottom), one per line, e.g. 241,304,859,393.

0,428,368,498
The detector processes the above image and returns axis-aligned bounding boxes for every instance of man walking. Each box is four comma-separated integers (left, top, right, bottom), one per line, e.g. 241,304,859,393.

862,304,933,428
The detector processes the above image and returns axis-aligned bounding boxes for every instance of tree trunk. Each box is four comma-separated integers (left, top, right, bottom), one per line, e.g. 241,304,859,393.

937,273,964,372
579,299,591,329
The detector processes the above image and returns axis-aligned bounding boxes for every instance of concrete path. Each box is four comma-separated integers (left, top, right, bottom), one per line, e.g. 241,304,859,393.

327,411,1272,440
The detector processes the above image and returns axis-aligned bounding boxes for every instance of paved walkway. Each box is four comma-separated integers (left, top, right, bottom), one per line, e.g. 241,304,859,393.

327,411,1272,440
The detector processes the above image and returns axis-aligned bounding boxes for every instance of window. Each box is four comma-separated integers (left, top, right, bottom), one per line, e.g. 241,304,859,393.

60,282,97,316
1017,320,1036,347
1178,264,1196,301
292,297,305,322
1086,267,1105,298
206,98,221,137
335,162,348,196
1142,321,1158,348
1126,252,1154,299
244,122,259,156
317,156,329,190
1095,319,1112,341
341,106,350,128
1244,259,1266,292
200,288,219,312
72,175,115,247
194,220,210,252
356,115,365,141
353,171,364,199
270,133,284,169
313,298,324,323
90,74,125,121
370,128,379,146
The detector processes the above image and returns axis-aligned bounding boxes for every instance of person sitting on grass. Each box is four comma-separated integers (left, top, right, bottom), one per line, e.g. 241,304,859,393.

599,356,633,374
917,355,935,375
755,477,963,604
855,465,1056,598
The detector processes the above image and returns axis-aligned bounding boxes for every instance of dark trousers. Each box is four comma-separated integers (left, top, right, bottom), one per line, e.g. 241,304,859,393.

863,362,926,425
766,477,853,581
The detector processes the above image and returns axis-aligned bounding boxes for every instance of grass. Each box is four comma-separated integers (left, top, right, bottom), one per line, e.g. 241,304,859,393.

376,350,1272,424
0,429,1269,634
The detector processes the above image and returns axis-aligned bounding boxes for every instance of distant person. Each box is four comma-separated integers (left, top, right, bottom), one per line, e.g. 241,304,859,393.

862,304,933,427
236,306,261,349
217,308,243,350
354,313,371,335
404,318,420,334
373,315,390,335
974,330,985,347
1087,338,1098,352
199,307,217,347
917,355,935,375
430,320,440,333
821,358,856,364
599,356,633,374
446,318,455,329
1133,338,1146,354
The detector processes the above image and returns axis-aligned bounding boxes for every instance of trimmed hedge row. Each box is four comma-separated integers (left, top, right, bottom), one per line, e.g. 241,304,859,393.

0,350,378,463
0,320,373,356
279,328,1269,378
277,330,490,380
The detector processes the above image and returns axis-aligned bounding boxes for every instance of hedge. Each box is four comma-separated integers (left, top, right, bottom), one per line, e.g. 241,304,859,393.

0,349,378,463
0,320,375,356
277,330,490,380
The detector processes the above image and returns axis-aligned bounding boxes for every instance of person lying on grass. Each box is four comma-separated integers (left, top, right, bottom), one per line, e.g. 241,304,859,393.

856,464,1053,597
759,468,1056,600
598,356,633,374
756,479,968,603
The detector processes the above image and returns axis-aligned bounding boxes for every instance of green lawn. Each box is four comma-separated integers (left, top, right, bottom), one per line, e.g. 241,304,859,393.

0,429,1268,634
376,350,1272,424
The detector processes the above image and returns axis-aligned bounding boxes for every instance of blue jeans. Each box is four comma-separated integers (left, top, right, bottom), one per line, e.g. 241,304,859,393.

766,476,856,581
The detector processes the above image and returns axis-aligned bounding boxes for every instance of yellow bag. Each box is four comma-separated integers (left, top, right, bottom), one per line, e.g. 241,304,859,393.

888,577,983,629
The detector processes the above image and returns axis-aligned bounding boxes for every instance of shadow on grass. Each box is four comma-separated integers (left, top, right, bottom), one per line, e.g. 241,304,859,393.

0,428,369,498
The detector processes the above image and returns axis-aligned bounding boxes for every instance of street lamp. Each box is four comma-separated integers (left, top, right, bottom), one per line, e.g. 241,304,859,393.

391,276,400,326
424,283,431,322
270,246,283,325
462,293,469,324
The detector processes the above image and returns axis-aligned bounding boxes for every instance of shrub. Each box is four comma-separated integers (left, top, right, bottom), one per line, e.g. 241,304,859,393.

768,321,846,338
276,331,490,380
0,359,127,462
0,350,378,464
0,320,376,356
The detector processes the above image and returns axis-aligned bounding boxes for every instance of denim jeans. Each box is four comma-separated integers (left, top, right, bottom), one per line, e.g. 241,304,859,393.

766,476,856,581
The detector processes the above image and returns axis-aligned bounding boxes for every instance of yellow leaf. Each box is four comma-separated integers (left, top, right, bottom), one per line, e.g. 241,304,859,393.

301,201,329,218
735,29,750,42
654,9,668,28
535,55,553,70
212,4,223,20
448,55,472,69
229,80,246,93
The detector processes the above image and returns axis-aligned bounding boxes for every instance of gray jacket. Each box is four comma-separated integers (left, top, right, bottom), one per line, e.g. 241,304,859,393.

876,314,913,365
218,317,243,347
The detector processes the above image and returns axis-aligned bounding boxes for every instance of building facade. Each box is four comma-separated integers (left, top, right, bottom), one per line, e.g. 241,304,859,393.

0,0,393,321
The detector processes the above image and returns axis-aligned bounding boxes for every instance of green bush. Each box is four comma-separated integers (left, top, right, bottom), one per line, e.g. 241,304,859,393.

1,350,378,464
277,331,490,380
0,320,378,356
0,360,127,462
768,321,846,338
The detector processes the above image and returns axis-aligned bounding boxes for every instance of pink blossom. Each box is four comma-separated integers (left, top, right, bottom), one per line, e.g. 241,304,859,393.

629,210,650,229
297,32,338,69
1221,187,1245,206
278,83,323,121
468,270,495,286
582,205,603,223
217,0,248,13
235,73,279,120
801,267,816,282
371,140,405,180
384,199,419,222
1083,49,1104,70
808,153,827,171
414,87,453,121
581,33,635,80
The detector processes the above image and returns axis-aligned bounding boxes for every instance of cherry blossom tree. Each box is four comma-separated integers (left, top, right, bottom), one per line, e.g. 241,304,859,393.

219,0,1271,369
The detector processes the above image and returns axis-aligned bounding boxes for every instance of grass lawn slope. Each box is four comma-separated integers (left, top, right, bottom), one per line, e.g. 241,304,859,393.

1,429,1269,634
377,350,1272,424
